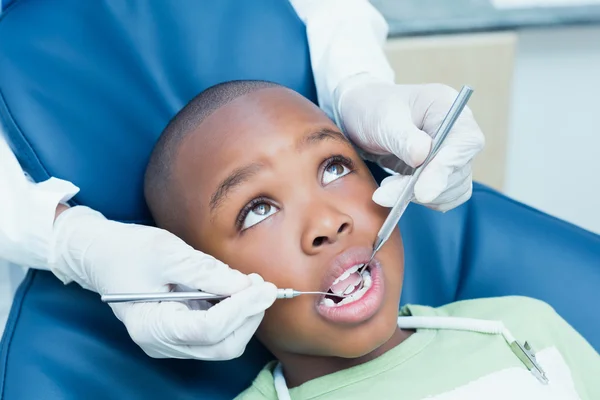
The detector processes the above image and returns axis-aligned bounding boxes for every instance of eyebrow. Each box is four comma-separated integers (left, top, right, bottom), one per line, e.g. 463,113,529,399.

208,127,349,215
209,162,263,214
295,128,349,152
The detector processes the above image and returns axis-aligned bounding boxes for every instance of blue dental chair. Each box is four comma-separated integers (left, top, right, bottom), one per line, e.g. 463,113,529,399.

1,0,599,399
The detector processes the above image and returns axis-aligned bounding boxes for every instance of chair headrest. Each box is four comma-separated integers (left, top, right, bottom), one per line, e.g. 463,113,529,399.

0,0,316,224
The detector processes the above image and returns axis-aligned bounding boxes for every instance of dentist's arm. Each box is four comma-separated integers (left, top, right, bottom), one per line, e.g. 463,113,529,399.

290,0,485,212
0,132,276,360
0,132,78,269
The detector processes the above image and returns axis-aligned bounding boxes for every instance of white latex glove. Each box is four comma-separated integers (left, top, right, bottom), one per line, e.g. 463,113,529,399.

49,206,277,360
334,74,485,212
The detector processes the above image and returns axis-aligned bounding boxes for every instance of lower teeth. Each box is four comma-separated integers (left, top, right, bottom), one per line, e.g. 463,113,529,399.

321,268,372,308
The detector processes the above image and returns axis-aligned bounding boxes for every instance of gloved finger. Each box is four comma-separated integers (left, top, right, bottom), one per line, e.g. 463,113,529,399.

418,85,484,147
129,275,277,347
413,133,479,203
372,174,413,208
416,169,472,212
415,164,471,206
379,123,432,169
181,313,264,360
163,251,252,295
373,166,471,213
141,313,264,361
427,182,473,213
429,164,471,203
192,275,276,345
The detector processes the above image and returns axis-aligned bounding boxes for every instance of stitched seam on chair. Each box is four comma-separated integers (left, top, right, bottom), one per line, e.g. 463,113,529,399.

1,88,145,223
0,89,51,183
0,86,91,214
0,87,89,213
0,0,19,21
0,71,145,223
0,269,35,399
0,1,47,185
0,21,84,211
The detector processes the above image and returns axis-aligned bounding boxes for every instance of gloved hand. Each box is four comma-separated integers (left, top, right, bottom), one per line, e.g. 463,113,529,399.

49,206,277,360
334,74,485,212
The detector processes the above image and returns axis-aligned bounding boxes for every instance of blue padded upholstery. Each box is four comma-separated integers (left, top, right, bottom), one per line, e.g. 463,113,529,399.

0,0,316,224
0,0,15,12
1,1,599,399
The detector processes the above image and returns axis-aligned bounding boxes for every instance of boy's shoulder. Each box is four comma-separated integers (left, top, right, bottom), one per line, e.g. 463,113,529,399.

234,387,269,400
406,295,557,319
441,295,556,320
405,296,563,348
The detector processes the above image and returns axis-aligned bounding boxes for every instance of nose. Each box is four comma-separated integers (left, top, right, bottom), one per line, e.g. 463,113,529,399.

301,202,353,254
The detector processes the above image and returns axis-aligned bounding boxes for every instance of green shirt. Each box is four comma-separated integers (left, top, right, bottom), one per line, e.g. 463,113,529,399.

235,296,600,400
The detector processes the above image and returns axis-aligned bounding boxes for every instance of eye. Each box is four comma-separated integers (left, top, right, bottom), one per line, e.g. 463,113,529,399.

241,201,279,230
322,161,351,185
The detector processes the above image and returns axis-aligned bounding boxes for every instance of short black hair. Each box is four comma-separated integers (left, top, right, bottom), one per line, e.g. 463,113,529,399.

144,80,280,236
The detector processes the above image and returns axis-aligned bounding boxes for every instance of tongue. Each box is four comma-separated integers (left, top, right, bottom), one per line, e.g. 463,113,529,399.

330,272,362,295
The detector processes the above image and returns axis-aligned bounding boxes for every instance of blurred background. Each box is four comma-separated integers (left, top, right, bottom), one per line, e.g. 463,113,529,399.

371,0,600,235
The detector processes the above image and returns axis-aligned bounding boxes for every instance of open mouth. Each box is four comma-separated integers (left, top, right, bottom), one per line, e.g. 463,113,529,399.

316,247,384,324
321,264,373,307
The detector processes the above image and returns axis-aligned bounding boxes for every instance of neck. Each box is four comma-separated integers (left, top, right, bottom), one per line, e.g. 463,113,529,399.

277,327,412,388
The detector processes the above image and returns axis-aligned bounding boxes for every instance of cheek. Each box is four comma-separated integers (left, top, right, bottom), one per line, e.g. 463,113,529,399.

257,296,320,355
337,174,388,231
382,229,404,308
200,219,325,355
225,230,303,286
199,216,286,280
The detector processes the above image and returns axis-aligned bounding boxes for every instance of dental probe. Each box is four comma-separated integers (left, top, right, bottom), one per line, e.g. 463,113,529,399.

349,86,474,291
101,289,344,304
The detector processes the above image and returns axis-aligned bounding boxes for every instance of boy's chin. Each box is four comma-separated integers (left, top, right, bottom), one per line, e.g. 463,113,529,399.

328,314,401,359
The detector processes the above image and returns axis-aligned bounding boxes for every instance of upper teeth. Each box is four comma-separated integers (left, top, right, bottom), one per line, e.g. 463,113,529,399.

331,264,363,286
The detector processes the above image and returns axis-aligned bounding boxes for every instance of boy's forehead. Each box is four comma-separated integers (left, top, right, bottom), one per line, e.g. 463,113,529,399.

185,87,332,157
174,87,339,199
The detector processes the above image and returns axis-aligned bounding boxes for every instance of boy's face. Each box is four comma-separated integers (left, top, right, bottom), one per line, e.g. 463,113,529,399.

175,87,404,359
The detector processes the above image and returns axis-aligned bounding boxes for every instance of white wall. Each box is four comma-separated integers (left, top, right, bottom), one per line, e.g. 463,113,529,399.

505,25,600,234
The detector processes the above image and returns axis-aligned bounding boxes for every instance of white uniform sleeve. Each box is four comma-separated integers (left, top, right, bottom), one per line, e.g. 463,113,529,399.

0,128,79,269
288,0,395,119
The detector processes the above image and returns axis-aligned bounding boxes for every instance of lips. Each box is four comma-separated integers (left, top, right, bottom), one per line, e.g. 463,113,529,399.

316,246,385,324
